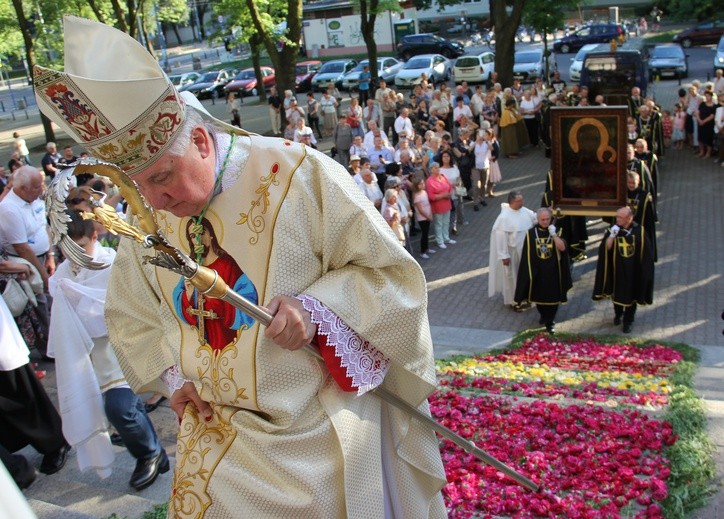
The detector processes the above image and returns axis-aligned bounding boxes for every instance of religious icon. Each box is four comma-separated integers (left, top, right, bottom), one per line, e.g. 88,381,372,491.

172,217,258,350
551,106,628,216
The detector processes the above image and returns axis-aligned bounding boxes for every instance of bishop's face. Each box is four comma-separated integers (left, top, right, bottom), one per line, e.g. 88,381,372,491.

133,126,217,217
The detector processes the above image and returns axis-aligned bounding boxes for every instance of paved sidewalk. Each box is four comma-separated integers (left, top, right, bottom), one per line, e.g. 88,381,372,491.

5,80,723,517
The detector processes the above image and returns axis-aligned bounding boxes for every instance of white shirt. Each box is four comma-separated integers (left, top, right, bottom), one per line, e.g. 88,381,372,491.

0,190,50,256
474,141,491,170
0,296,30,371
394,116,414,139
360,179,383,205
439,165,460,185
453,104,473,122
519,97,538,119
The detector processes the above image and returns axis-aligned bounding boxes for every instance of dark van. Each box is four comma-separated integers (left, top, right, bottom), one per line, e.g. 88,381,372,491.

580,40,648,106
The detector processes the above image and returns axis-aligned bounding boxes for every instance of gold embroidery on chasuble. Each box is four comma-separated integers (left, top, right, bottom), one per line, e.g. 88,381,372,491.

153,138,303,517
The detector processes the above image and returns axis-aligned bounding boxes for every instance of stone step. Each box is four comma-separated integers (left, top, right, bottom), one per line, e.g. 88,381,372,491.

21,446,173,519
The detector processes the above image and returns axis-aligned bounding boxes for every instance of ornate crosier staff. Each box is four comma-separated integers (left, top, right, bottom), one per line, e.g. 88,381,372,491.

46,158,541,494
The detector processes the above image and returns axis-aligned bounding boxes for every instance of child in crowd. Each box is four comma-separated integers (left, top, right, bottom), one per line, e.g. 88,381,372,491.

486,128,501,198
672,103,686,150
661,109,673,149
382,189,406,247
412,178,434,260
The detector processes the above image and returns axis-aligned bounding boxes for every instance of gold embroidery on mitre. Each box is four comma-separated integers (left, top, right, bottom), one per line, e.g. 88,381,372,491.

86,91,184,175
34,67,115,141
171,405,239,518
236,162,281,245
617,236,635,258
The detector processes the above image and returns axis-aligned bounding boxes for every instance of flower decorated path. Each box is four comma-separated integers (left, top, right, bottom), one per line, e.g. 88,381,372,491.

431,333,714,518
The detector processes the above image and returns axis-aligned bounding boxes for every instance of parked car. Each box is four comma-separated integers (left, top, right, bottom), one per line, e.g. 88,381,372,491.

453,51,495,84
394,54,451,88
341,58,403,90
569,44,600,82
672,20,724,48
311,59,358,91
396,33,465,60
553,23,625,53
181,69,233,99
715,35,724,72
168,72,200,89
224,67,276,96
647,44,688,80
513,50,544,82
295,60,322,92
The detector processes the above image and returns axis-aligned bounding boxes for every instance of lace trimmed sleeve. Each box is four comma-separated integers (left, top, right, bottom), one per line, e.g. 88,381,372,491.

299,294,390,396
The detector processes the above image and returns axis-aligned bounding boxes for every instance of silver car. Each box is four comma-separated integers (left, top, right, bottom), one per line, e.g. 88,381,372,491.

394,54,451,88
648,44,688,80
715,35,724,72
513,50,544,83
341,58,403,91
311,59,358,91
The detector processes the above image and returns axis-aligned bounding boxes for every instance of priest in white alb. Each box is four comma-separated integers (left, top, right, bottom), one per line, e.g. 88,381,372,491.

488,190,537,308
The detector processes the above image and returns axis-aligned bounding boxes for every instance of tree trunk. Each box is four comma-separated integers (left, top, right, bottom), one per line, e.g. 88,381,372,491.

110,0,129,33
542,31,551,81
360,0,379,92
11,0,55,142
491,0,526,87
86,0,106,24
244,0,302,127
250,37,267,102
172,23,182,45
196,6,207,40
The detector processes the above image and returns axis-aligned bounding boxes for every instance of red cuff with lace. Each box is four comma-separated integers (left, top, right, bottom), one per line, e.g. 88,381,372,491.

298,294,389,396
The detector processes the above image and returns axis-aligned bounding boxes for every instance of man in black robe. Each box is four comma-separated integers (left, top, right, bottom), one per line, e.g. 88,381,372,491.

514,208,572,334
626,145,655,204
636,104,664,158
592,206,655,333
541,170,588,261
626,172,657,262
633,138,659,204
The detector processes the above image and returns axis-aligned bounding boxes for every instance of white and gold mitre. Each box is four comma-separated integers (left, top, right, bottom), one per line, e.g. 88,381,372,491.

33,16,185,176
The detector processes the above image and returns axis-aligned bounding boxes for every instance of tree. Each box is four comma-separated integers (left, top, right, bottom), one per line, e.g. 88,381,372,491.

358,0,401,88
659,0,716,22
241,0,302,114
523,0,583,81
490,0,527,87
10,0,55,142
215,0,290,104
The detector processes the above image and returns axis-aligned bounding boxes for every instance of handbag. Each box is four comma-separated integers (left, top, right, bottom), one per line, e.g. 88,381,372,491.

347,115,359,128
454,184,468,197
1,278,34,317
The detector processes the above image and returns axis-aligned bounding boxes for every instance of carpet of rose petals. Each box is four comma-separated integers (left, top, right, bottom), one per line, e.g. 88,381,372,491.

432,335,681,518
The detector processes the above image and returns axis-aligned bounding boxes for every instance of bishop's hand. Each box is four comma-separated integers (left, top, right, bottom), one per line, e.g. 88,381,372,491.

170,381,213,422
264,295,317,351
